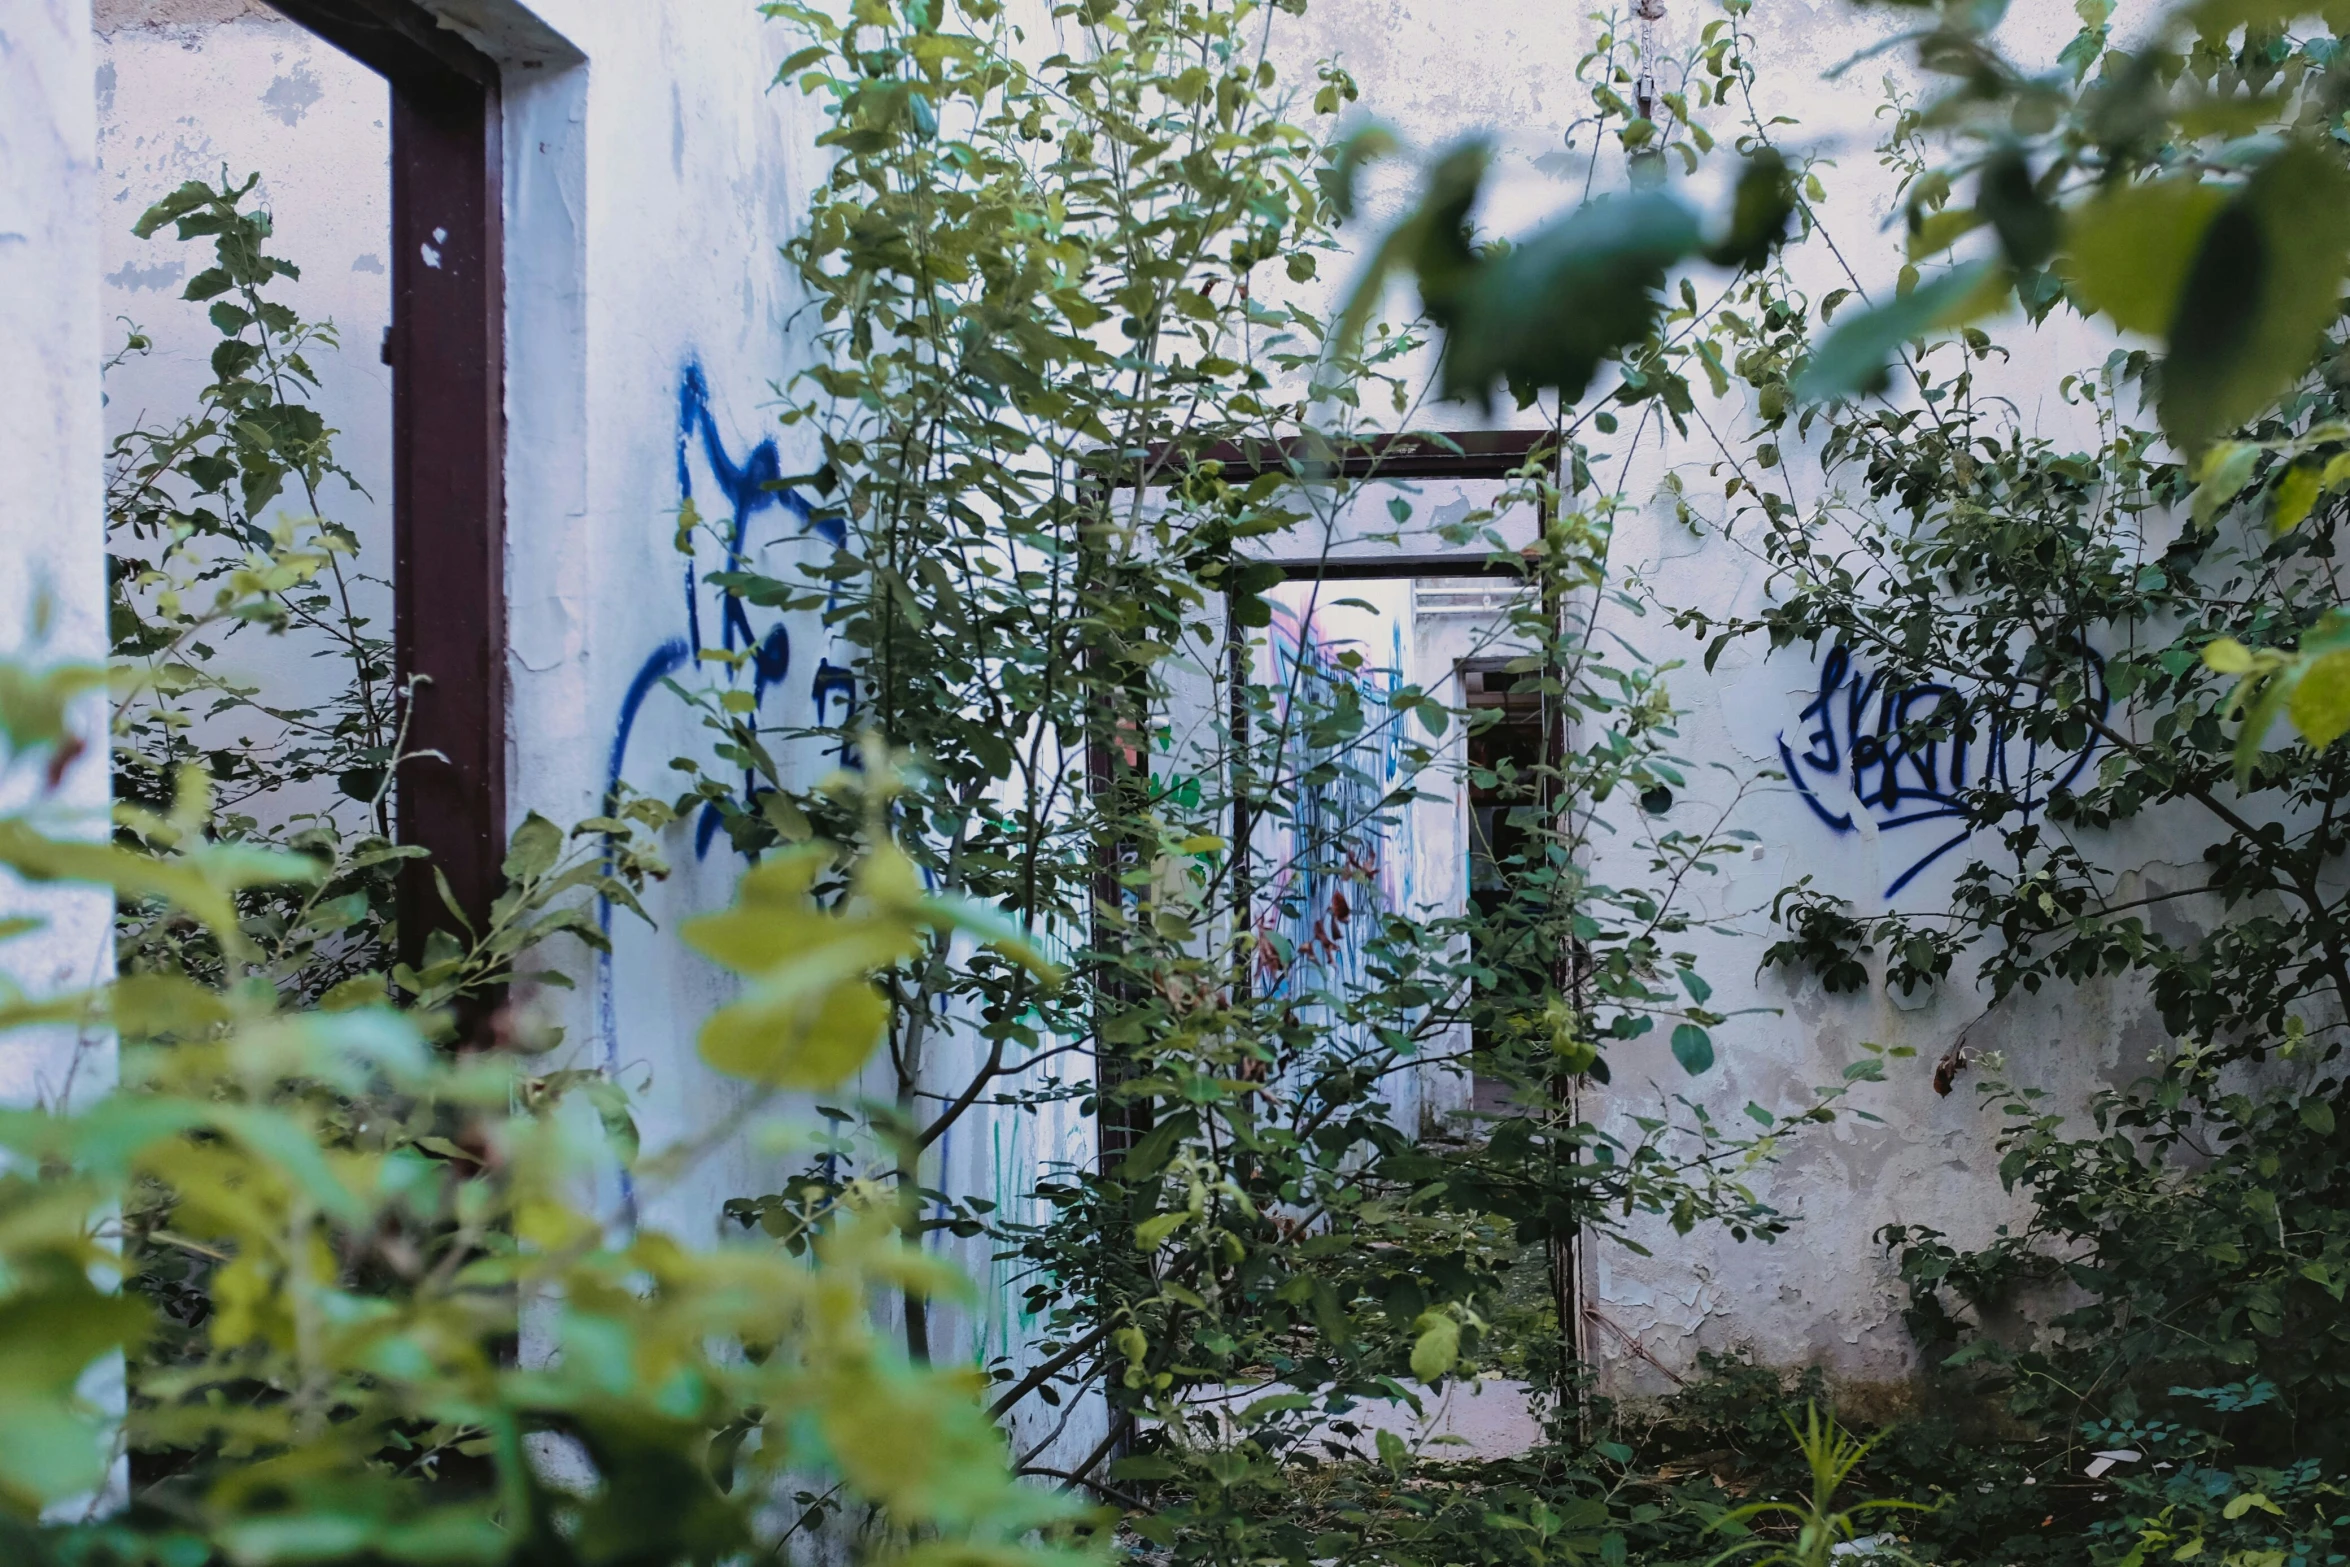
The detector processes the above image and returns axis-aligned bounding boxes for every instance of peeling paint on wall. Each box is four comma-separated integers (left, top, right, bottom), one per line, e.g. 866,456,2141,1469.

1777,643,2109,897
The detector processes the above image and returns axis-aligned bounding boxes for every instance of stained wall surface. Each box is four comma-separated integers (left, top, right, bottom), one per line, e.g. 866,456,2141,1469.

1,0,116,1114
46,0,2201,1436
1257,0,2162,1400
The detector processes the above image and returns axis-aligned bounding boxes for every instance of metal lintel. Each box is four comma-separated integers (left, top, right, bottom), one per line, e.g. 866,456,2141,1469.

1121,428,1559,487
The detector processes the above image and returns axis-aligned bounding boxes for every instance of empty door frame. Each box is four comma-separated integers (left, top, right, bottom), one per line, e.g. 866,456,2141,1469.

1172,429,1563,904
1213,431,1590,1378
1095,431,1591,1367
259,0,507,960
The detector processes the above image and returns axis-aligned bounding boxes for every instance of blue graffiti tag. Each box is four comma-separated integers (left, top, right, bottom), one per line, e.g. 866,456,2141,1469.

1253,598,1413,1007
598,365,854,1076
1777,643,2106,897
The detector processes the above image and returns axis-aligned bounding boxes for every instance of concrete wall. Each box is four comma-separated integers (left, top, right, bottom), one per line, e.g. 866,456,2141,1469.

83,0,1106,1467
1258,0,2159,1400
0,0,116,1114
50,0,2203,1428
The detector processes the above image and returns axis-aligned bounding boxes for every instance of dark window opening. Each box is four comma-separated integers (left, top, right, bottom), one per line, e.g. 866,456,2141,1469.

1463,659,1553,1110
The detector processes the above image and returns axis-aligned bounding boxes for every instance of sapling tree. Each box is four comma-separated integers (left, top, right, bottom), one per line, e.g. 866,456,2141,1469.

659,7,1880,1550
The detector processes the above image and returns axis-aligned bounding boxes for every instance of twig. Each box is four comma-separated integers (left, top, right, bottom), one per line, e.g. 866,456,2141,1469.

990,1322,1112,1420
1016,1466,1149,1511
1583,1305,1689,1387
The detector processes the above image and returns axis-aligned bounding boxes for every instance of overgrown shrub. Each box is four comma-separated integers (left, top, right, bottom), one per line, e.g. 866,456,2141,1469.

684,13,1878,1553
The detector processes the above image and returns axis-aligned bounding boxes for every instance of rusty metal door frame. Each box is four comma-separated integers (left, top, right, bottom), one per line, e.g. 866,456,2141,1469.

260,0,507,957
1100,432,1585,1371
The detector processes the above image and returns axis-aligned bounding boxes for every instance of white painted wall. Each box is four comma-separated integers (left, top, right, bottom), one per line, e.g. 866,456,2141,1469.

1,0,116,1113
1259,0,2164,1399
467,0,1107,1464
85,0,1106,1470
58,0,2201,1427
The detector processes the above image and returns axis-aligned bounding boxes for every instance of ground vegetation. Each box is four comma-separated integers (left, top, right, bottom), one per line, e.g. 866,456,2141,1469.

11,0,2350,1563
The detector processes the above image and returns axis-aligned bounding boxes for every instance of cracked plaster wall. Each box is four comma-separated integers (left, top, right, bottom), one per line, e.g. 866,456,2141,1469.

1259,0,2198,1401
1,0,115,1115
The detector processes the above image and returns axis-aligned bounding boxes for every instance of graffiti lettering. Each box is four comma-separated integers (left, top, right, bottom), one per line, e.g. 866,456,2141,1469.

1253,595,1415,1003
1777,643,2106,897
598,365,854,1072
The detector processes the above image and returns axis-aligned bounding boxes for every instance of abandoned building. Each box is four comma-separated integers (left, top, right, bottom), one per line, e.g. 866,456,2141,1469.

6,0,2180,1465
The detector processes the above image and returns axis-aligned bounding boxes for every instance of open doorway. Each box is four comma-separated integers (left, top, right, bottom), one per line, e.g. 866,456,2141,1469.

95,0,505,966
1100,431,1591,1373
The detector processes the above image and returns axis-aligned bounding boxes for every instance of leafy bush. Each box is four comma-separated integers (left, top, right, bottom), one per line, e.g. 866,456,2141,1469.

0,636,1086,1565
0,168,1092,1565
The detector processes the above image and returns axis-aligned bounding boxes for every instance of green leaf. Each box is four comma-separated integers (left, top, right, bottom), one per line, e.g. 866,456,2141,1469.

1793,262,1994,403
1705,149,1795,272
1321,123,1399,222
2161,144,2350,451
209,339,263,382
2299,1098,2337,1134
775,44,829,79
1409,1311,1460,1383
1330,142,1485,371
1908,206,1987,262
0,1289,150,1513
0,660,106,754
1979,147,2057,270
2289,648,2350,748
131,179,218,240
1134,1210,1189,1250
2061,178,2227,335
699,975,889,1090
2191,441,2260,527
1671,1023,1715,1075
109,973,232,1037
1435,189,1702,404
2204,636,2257,674
575,1075,643,1167
502,811,564,882
2271,460,2322,533
1375,1427,1411,1475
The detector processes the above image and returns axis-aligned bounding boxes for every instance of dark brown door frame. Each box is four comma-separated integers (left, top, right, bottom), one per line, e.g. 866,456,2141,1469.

1165,430,1563,1001
260,0,507,959
1103,428,1582,1366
